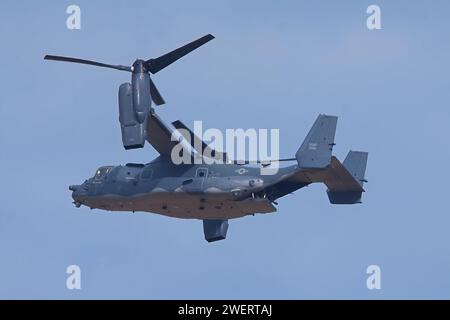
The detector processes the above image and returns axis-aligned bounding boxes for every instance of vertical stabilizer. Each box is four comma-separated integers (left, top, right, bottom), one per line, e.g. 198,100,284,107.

295,115,337,169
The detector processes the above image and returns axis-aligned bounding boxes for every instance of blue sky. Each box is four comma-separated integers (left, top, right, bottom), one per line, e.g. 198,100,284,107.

1,0,450,299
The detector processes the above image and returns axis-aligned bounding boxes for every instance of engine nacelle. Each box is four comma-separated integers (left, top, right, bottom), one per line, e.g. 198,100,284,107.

118,83,147,150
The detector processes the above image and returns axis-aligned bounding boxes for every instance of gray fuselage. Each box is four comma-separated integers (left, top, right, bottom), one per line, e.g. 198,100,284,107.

71,157,298,220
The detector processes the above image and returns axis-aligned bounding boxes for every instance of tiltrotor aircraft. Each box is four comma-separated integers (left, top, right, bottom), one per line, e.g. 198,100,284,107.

45,35,368,242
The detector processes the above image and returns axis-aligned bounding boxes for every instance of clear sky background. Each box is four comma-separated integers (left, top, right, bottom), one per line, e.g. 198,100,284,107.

1,0,449,299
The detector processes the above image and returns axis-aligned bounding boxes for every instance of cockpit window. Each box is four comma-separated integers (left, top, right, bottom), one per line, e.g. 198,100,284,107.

94,166,113,180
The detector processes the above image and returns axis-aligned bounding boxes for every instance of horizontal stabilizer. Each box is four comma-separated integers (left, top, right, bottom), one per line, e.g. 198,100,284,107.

295,115,337,169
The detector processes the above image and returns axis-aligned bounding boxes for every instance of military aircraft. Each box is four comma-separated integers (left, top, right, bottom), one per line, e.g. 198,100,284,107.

46,35,368,243
68,112,368,242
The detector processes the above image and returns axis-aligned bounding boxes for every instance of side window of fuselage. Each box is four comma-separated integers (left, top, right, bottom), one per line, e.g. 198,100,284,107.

196,168,208,178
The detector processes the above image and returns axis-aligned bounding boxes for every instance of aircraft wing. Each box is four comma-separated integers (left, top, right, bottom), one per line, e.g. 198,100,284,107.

146,113,188,157
146,114,229,163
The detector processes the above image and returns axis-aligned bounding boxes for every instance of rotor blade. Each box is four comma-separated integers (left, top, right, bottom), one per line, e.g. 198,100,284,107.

146,34,214,74
149,78,165,105
44,55,132,72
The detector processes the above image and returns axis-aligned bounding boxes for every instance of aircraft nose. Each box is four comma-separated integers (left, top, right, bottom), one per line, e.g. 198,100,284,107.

70,183,89,207
69,185,80,192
